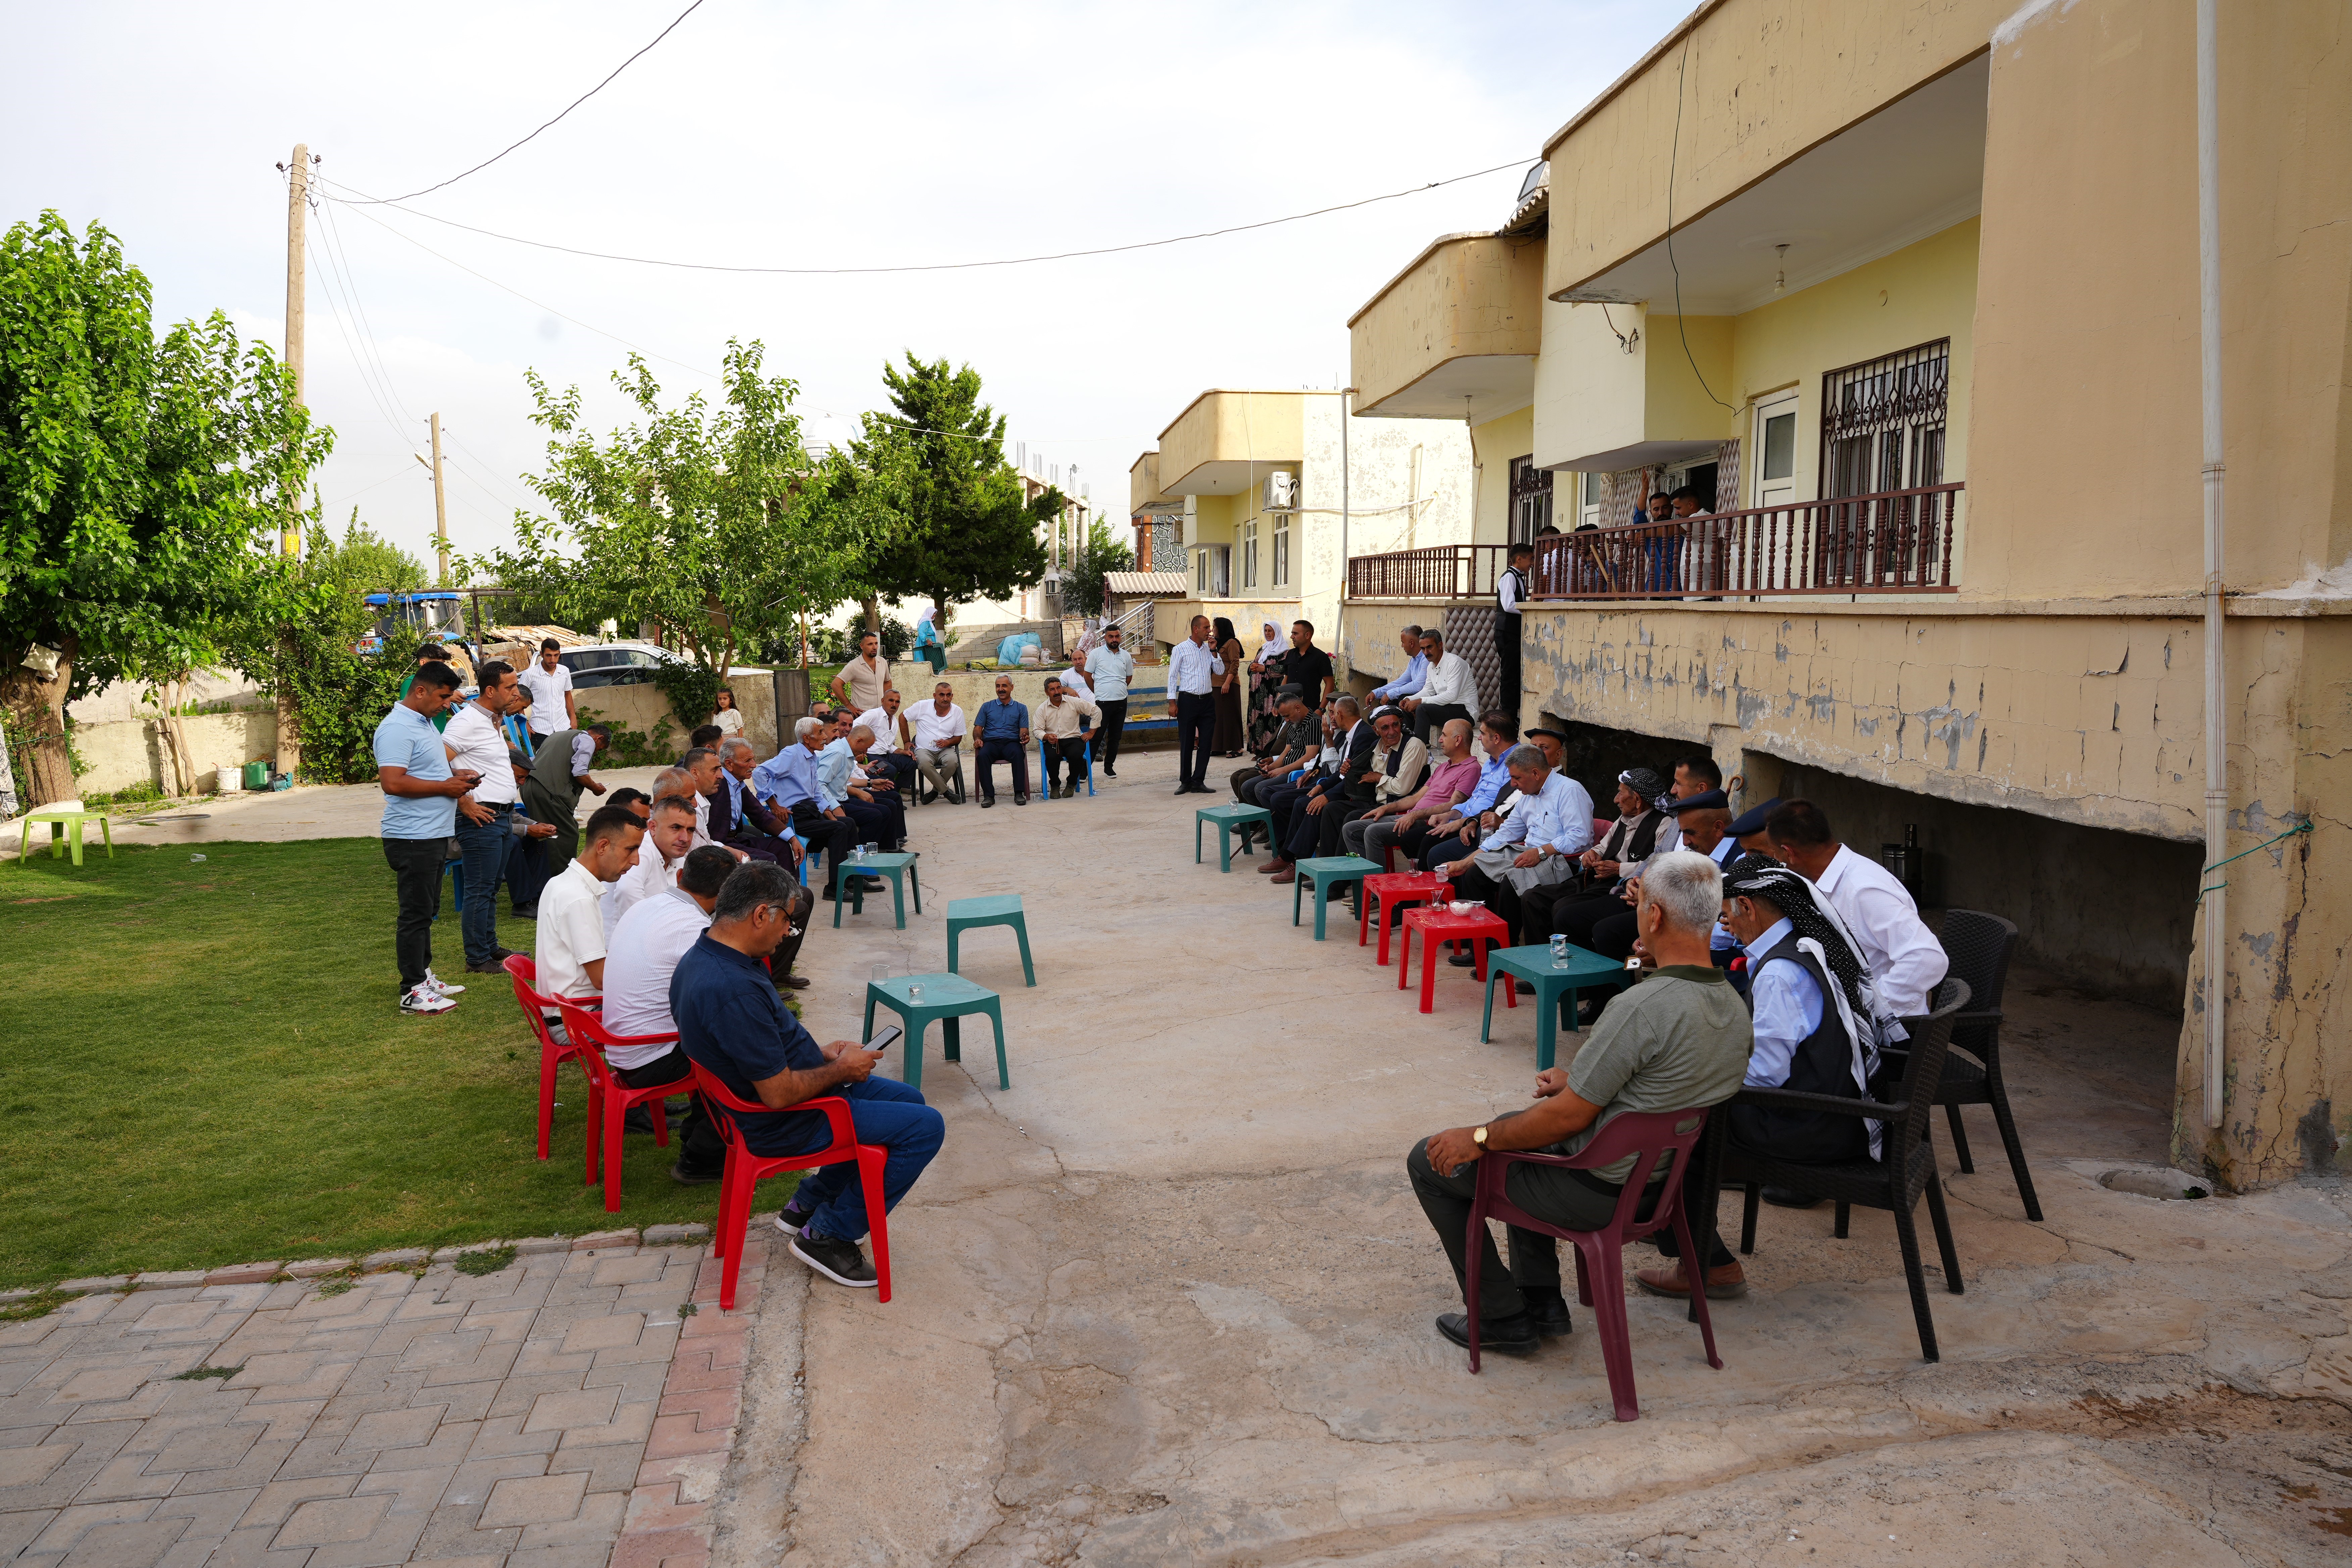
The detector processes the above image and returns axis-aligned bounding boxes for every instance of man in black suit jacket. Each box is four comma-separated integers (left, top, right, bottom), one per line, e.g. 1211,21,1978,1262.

712,738,800,867
1263,696,1377,883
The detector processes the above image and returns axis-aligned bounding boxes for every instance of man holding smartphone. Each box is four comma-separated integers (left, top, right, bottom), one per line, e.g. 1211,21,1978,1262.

374,660,480,1016
673,862,946,1289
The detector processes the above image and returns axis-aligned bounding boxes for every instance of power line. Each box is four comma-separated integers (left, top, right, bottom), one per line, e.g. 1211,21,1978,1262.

362,0,708,205
309,156,1530,276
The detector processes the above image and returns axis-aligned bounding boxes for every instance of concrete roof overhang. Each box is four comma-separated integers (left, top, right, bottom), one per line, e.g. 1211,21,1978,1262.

1551,53,1989,315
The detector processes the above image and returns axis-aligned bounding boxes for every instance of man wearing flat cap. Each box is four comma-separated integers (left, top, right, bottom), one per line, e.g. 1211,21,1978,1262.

1520,766,1679,965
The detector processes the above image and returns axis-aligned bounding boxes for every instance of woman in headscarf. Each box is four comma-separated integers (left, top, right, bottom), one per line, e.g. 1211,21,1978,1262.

1208,616,1246,756
1245,619,1288,755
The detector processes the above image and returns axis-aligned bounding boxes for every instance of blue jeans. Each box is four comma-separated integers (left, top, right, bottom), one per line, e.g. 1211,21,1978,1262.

781,1077,945,1242
454,805,517,966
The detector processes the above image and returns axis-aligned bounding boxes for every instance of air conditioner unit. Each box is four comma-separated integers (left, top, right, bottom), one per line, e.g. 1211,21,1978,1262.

1263,470,1297,512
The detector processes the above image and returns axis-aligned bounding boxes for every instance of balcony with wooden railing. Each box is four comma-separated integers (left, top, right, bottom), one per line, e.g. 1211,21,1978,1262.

1342,483,1962,602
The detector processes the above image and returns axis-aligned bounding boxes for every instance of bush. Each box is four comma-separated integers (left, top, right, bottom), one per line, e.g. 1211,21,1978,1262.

578,705,678,768
283,626,423,784
650,656,721,735
810,624,852,665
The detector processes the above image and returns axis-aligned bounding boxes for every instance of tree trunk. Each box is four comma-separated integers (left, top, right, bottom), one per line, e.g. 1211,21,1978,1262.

274,630,304,781
0,631,79,809
861,595,881,637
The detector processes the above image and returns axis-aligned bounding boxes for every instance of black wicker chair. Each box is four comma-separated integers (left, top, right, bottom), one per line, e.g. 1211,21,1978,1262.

1931,910,2039,1221
1721,979,1971,1362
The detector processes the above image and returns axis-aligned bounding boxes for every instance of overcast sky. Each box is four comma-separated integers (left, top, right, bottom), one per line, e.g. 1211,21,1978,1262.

4,0,1684,572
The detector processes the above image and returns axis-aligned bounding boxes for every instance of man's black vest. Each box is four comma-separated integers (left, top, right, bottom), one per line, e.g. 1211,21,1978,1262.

1728,932,1870,1165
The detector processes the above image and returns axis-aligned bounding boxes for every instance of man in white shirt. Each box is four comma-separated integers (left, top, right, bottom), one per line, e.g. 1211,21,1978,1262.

516,639,576,740
854,689,916,795
603,795,701,941
1166,615,1225,796
1439,745,1596,972
1766,799,1949,1018
1083,625,1137,777
442,661,561,974
536,805,645,1031
1369,625,1430,705
602,844,738,1183
908,682,968,804
1401,629,1476,745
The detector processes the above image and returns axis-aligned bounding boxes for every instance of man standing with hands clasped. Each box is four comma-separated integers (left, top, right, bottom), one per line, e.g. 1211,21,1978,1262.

1167,615,1225,795
375,660,479,1016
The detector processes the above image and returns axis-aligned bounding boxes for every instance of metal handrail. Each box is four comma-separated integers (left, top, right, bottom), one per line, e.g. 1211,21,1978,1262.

1345,544,1513,601
1529,482,1963,599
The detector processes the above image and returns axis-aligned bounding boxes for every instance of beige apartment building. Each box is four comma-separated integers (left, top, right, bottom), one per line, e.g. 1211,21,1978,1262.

1341,0,2348,1189
1130,389,1472,650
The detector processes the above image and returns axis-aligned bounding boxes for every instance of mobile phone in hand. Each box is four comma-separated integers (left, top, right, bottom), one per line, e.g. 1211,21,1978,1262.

863,1025,903,1057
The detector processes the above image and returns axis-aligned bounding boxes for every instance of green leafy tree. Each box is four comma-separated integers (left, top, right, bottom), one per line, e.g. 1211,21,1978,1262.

845,354,1048,630
464,341,883,706
306,512,427,596
1065,517,1136,619
0,212,329,807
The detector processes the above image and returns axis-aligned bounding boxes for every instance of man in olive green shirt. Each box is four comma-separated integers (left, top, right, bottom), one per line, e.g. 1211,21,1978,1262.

1407,850,1752,1355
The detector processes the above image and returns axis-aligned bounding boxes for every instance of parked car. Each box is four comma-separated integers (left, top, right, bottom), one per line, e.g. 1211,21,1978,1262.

557,641,674,689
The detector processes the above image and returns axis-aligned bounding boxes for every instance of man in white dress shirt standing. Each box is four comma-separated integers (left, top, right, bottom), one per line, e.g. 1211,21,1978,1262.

1166,615,1225,796
443,661,560,975
1765,799,1949,1017
1400,629,1477,746
517,639,577,743
1084,626,1137,778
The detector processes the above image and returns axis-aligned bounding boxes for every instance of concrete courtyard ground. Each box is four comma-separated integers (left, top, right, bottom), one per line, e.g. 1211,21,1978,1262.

7,745,2350,1565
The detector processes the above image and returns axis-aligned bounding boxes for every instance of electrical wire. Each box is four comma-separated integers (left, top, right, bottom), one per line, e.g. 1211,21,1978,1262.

308,157,1530,276
361,0,708,205
1665,37,1734,413
317,197,424,426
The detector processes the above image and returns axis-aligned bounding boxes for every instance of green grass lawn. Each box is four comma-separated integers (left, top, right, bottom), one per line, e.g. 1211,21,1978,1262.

0,838,735,1287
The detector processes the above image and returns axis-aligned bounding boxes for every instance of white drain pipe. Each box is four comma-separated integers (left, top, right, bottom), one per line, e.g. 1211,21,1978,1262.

2196,0,2228,1129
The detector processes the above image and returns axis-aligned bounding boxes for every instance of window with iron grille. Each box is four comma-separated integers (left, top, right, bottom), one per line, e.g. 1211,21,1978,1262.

1508,455,1554,543
1820,339,1949,498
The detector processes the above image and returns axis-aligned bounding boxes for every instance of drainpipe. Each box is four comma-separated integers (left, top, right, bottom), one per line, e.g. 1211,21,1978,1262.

2196,0,2228,1129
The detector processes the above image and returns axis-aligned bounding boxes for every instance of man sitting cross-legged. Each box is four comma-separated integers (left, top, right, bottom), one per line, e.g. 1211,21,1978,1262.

1404,851,1751,1354
1260,695,1374,883
713,738,803,868
1344,716,1481,871
1401,711,1518,873
675,862,947,1289
601,844,742,1184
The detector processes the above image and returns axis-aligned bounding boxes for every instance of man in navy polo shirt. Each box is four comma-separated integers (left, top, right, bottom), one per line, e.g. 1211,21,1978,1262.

672,862,945,1288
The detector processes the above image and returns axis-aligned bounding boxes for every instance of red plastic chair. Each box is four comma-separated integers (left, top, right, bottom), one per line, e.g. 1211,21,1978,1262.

553,1000,690,1213
687,1061,893,1309
1464,1107,1722,1421
502,954,595,1161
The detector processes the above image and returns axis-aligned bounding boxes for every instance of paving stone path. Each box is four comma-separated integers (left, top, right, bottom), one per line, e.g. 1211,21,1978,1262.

0,1237,768,1568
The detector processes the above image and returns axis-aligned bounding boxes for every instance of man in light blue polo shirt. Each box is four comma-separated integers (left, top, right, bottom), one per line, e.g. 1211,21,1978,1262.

374,662,479,1015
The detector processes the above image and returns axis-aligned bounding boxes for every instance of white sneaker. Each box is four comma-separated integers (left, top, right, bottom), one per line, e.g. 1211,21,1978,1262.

422,968,466,997
400,984,458,1015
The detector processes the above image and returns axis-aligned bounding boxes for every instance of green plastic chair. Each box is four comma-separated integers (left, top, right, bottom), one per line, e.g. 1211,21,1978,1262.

831,850,922,929
1481,942,1635,1070
1194,803,1273,872
945,894,1035,987
15,804,114,869
1290,854,1384,940
863,972,1009,1090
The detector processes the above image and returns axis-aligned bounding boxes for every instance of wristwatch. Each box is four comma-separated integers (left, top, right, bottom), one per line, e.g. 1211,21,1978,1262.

1472,1124,1490,1151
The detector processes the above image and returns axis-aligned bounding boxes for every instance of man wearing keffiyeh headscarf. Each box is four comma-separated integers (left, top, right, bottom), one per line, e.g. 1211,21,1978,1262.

1634,851,1899,1302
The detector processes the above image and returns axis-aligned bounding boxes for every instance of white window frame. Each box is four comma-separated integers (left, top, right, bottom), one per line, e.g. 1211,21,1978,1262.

1272,514,1291,588
1241,519,1259,590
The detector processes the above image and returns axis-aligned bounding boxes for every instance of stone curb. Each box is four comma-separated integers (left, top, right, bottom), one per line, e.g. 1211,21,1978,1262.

10,1225,716,1298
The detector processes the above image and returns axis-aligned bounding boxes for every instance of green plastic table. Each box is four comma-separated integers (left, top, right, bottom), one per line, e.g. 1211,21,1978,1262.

831,851,922,929
1291,854,1384,940
1195,803,1273,872
1481,942,1636,1071
16,808,114,869
863,972,1009,1090
945,894,1035,987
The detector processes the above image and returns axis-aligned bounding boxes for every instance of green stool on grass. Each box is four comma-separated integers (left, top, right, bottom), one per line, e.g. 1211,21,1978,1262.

1291,854,1383,940
945,894,1036,987
1480,942,1635,1070
1194,803,1273,872
863,972,1009,1091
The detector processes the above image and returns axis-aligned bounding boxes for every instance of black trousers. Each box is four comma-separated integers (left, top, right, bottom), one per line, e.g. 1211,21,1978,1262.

1495,611,1523,719
1176,691,1215,786
1552,890,1635,953
1413,702,1472,747
975,738,1029,802
841,795,904,853
614,1047,727,1179
1043,736,1089,787
518,777,581,872
382,836,445,997
789,801,856,880
1095,699,1128,771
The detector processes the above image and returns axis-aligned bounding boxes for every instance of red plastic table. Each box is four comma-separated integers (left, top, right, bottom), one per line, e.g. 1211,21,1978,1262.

1397,906,1515,1014
1359,872,1452,965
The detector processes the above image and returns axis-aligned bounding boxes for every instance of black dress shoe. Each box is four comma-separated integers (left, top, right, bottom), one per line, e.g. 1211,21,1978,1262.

1448,949,1478,968
1514,979,1535,996
1761,1186,1822,1209
1102,767,1116,778
1523,1293,1574,1338
981,797,995,808
779,972,811,989
669,1161,721,1186
509,906,538,919
623,1106,656,1135
1434,1311,1538,1356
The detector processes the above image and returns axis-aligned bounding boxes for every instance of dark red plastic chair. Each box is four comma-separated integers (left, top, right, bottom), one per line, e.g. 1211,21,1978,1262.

1464,1107,1722,1420
687,1060,892,1309
502,954,593,1161
553,1000,690,1213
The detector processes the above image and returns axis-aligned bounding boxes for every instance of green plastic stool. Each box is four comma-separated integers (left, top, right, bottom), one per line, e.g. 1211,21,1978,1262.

831,850,922,929
16,808,114,868
945,894,1035,987
1194,803,1273,872
863,972,1009,1090
1480,942,1634,1070
1290,854,1383,940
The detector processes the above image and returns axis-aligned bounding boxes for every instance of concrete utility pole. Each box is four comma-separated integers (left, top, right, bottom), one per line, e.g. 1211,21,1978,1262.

282,142,310,558
419,414,451,587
